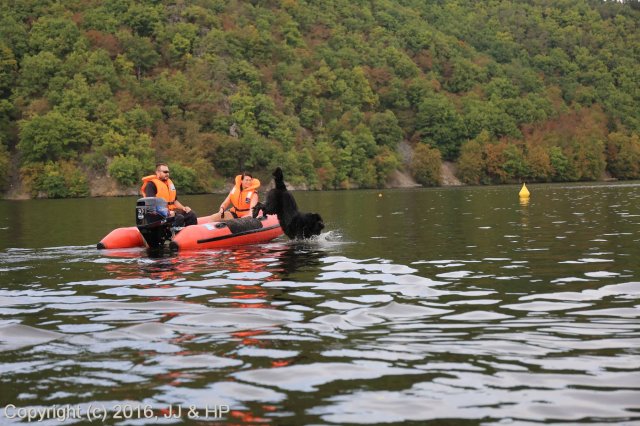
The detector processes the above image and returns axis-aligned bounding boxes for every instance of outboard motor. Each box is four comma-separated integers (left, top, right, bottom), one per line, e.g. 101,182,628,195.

135,197,174,248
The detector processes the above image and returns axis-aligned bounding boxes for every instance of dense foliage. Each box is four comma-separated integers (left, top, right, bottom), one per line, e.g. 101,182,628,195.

1,0,639,197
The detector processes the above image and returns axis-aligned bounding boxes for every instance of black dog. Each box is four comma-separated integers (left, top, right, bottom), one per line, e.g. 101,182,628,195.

253,167,325,239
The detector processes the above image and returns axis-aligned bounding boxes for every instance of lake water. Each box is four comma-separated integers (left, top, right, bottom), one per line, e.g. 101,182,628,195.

1,183,639,424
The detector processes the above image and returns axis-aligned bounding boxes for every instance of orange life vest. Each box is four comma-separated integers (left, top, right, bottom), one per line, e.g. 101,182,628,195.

227,175,260,217
140,175,177,210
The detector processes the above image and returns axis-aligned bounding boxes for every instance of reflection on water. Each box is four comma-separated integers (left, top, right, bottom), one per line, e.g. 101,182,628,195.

1,183,640,424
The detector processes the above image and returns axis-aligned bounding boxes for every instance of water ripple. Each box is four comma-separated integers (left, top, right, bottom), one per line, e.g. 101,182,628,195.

2,186,640,424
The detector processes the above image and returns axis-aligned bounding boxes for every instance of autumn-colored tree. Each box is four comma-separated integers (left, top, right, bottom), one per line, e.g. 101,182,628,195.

606,132,640,179
483,141,508,184
524,144,552,182
85,31,121,58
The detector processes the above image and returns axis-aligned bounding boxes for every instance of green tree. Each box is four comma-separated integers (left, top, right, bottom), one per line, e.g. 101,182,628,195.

210,135,244,178
82,6,120,33
57,75,113,121
399,22,432,53
254,95,279,138
238,130,278,171
229,88,257,134
35,163,68,198
502,144,528,182
0,139,10,191
118,32,160,79
443,58,482,93
315,141,338,190
0,14,29,58
282,20,305,47
457,139,484,184
28,16,82,56
384,47,420,79
60,161,90,197
462,96,521,140
411,143,442,186
0,99,12,144
335,66,378,111
486,77,519,100
298,97,321,129
169,33,192,62
298,147,319,188
108,155,143,187
369,110,403,148
489,30,520,63
416,95,466,159
373,146,400,188
17,51,63,97
0,42,17,96
500,94,552,126
125,106,153,132
549,146,571,182
169,162,202,194
568,138,606,181
152,70,189,115
25,161,89,198
123,3,162,37
229,60,263,92
79,49,120,90
18,111,94,164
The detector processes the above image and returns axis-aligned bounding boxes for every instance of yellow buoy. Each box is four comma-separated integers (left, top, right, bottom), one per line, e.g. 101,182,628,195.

519,183,530,198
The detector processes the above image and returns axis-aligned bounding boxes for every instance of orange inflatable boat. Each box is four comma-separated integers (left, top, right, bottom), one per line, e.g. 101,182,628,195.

97,197,283,250
170,214,282,250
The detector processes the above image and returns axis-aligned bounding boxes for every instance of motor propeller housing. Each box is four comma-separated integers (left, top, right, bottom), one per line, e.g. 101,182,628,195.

135,197,174,248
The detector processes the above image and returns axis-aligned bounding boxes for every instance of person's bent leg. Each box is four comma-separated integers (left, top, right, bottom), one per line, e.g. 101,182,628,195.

173,213,186,227
184,210,197,226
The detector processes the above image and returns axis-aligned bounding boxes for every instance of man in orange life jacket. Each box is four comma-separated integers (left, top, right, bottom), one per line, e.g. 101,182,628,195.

140,163,197,227
209,172,260,221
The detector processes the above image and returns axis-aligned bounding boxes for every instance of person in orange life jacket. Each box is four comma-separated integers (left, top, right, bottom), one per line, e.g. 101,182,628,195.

210,172,260,221
140,163,197,227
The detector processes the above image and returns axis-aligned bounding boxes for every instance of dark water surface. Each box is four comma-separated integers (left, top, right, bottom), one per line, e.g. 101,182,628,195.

1,183,640,424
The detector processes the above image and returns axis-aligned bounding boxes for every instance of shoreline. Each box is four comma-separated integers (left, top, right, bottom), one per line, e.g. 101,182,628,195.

2,177,635,201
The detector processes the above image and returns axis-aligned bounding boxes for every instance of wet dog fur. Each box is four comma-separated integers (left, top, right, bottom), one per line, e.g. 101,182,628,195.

253,167,324,239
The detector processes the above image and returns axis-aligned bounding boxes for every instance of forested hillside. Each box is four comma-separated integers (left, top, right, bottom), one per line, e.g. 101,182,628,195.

1,0,639,198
